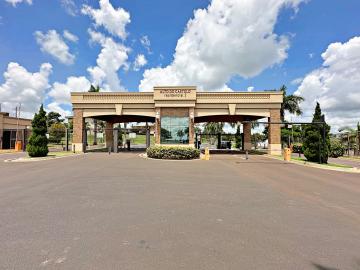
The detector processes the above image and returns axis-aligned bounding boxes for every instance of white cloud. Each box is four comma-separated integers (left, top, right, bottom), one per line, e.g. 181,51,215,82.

291,77,303,85
81,0,130,40
133,54,147,71
61,0,78,16
139,0,305,92
5,0,32,7
87,29,129,91
295,36,360,130
35,30,75,65
140,35,152,54
247,86,254,92
0,62,52,117
46,102,71,118
48,76,91,106
63,30,78,43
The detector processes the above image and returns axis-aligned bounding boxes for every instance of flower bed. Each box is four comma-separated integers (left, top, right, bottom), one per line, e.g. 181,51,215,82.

146,146,200,160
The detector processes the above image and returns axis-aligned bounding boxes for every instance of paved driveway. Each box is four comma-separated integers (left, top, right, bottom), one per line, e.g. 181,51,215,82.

0,153,359,270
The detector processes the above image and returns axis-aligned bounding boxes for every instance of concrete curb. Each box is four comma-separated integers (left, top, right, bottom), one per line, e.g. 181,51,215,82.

4,153,83,163
264,154,360,174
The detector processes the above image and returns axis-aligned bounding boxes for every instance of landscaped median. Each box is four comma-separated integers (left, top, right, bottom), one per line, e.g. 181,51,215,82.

4,151,81,163
267,154,360,173
146,145,200,160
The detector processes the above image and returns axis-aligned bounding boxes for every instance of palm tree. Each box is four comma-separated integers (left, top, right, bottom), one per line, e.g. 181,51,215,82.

89,85,100,93
338,126,358,155
279,85,304,121
204,122,224,146
88,85,100,145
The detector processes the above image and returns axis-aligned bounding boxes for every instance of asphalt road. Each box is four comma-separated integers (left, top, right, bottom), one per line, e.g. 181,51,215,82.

0,153,359,270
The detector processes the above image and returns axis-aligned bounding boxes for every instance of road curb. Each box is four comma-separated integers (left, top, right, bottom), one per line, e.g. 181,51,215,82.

263,154,360,174
4,153,84,163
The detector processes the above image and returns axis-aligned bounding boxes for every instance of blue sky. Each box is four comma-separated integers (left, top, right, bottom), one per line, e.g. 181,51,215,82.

0,0,360,128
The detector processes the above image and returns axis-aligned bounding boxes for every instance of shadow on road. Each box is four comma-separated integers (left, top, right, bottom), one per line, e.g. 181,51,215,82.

312,259,360,270
312,263,339,270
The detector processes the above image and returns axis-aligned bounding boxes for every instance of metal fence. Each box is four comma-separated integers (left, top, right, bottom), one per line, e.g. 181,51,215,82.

58,127,155,153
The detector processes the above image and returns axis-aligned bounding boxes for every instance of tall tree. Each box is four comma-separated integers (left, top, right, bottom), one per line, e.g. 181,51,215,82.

88,85,100,145
89,85,100,92
338,125,359,155
204,122,224,134
48,122,66,144
204,122,224,145
302,102,330,163
27,105,49,157
47,111,63,127
279,85,305,121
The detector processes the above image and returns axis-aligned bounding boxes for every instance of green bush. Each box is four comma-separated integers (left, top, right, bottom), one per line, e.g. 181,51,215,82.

292,143,303,154
27,105,49,157
27,136,49,157
147,146,200,160
49,122,66,143
330,138,345,158
302,103,330,163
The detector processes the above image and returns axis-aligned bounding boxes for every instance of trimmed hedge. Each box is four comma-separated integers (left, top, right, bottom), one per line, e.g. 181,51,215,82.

27,105,48,157
147,146,200,160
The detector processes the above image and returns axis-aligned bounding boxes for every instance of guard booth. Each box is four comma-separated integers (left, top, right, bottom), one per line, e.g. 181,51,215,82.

0,112,31,151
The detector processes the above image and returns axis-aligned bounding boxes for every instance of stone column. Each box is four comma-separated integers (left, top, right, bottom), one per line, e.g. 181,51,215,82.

268,109,282,155
188,107,195,146
72,109,85,152
243,122,252,151
146,124,151,148
105,122,114,151
155,107,161,144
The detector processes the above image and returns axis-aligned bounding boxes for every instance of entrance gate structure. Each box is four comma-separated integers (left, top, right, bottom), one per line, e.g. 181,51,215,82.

71,86,283,155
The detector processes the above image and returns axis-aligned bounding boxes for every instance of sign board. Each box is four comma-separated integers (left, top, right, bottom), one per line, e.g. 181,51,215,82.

154,87,196,101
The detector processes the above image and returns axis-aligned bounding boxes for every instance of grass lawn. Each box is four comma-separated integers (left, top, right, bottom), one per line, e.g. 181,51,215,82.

128,134,155,145
291,156,353,168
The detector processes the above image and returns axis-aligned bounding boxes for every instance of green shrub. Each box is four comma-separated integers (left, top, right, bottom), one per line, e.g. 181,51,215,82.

147,146,200,160
302,103,330,163
27,105,49,157
27,136,49,157
48,122,66,143
330,138,345,158
292,143,303,154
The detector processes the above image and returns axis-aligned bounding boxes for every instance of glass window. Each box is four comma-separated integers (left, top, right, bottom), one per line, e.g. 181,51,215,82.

160,116,189,144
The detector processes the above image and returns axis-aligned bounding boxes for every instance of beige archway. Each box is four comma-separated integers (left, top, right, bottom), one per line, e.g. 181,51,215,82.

71,87,282,155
